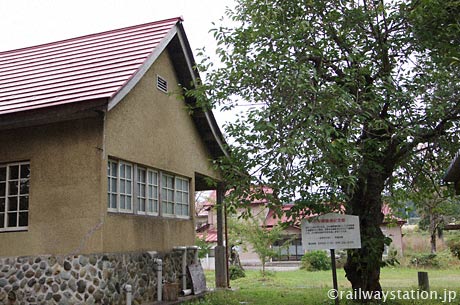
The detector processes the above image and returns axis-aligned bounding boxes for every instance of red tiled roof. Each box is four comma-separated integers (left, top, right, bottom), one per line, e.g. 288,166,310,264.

0,17,181,115
196,228,218,243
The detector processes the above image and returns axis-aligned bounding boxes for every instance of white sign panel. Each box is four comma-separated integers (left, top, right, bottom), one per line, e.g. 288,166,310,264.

301,213,361,251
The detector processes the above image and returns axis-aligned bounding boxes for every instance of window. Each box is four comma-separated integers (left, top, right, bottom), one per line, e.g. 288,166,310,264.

0,162,30,232
175,177,190,217
107,160,133,212
137,168,158,215
108,159,190,218
162,174,175,215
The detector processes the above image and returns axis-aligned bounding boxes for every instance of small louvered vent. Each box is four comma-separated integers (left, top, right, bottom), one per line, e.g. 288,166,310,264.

157,75,168,93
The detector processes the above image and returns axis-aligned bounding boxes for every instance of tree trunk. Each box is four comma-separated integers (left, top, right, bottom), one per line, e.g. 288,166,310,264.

344,172,386,302
430,214,437,254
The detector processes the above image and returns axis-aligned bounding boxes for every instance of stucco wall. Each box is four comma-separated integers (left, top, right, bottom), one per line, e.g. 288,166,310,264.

103,49,220,253
381,224,404,256
0,117,104,257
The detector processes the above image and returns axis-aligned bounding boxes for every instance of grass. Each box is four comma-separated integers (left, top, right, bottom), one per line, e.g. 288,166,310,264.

189,268,460,305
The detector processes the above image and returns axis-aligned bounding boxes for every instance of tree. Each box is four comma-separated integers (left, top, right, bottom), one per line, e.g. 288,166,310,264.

417,193,459,254
190,0,460,297
229,216,285,277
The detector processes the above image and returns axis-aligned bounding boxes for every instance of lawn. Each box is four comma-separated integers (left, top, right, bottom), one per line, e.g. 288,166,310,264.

189,268,460,304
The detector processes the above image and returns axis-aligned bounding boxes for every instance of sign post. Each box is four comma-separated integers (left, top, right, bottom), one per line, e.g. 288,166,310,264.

301,213,361,305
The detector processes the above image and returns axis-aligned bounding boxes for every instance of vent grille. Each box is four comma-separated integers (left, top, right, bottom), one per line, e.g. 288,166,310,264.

157,75,168,93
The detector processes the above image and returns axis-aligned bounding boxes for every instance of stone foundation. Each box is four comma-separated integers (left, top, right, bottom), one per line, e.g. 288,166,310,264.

0,248,199,305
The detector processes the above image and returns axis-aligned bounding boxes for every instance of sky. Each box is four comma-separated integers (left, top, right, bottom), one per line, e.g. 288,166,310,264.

0,0,236,127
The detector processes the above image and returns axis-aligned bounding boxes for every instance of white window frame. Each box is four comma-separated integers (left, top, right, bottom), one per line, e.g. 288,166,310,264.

161,173,175,217
175,177,190,218
107,159,191,219
137,168,159,216
107,159,133,213
0,161,30,232
107,160,118,211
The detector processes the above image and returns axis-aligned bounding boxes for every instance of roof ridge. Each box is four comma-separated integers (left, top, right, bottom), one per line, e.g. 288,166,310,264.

0,17,183,55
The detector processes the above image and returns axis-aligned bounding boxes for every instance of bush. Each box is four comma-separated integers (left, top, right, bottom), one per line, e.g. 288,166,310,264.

409,253,440,268
448,236,460,260
301,250,331,271
229,265,246,280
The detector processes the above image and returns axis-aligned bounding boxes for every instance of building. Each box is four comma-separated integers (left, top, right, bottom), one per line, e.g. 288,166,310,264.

197,190,405,267
0,17,227,304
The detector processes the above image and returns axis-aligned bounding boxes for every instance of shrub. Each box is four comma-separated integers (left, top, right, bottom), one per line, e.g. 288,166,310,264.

409,253,440,268
448,236,460,260
382,248,400,268
301,250,331,271
229,265,246,280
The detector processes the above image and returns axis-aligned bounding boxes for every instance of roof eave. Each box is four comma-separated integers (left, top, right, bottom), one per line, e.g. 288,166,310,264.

444,151,460,182
0,98,107,131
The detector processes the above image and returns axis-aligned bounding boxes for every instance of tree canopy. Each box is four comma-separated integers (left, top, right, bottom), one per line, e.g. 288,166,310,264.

191,0,460,295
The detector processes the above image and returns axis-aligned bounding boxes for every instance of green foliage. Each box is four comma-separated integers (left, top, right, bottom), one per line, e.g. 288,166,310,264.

447,236,460,260
228,216,285,277
190,0,460,291
409,253,440,268
382,248,400,268
301,251,331,271
229,265,246,280
195,236,212,259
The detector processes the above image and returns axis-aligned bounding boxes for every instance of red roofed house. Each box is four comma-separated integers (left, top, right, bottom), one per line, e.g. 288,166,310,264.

0,18,227,303
197,191,405,267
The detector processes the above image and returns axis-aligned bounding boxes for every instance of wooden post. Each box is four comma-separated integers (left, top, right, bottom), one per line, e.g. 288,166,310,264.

215,184,227,288
330,249,339,305
418,271,429,291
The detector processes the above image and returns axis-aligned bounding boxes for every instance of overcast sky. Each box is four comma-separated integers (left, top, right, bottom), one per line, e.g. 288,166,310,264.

0,0,237,127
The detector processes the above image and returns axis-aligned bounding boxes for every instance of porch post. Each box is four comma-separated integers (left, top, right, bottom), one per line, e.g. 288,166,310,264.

215,183,228,288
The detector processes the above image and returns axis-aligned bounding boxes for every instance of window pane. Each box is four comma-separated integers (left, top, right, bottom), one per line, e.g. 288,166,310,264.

20,165,30,179
120,164,125,177
19,196,28,210
8,181,18,195
0,167,6,182
175,179,181,190
111,194,117,209
120,195,126,209
0,213,3,228
18,212,28,227
126,165,132,179
111,162,117,175
126,181,132,195
126,197,132,210
7,213,17,227
0,198,4,212
111,178,117,192
19,180,29,195
8,197,18,211
0,182,5,197
9,166,19,180
120,180,125,192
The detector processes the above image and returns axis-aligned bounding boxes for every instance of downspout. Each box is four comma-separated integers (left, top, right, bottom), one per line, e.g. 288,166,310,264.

154,258,163,302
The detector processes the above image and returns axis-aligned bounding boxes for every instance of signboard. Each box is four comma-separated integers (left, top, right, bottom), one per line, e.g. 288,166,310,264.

187,263,207,295
301,213,361,251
